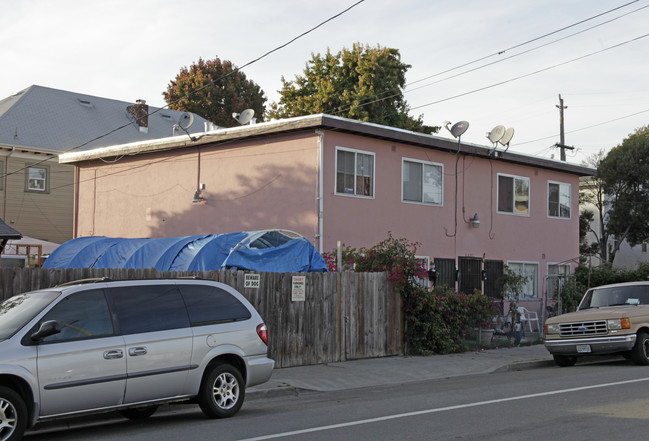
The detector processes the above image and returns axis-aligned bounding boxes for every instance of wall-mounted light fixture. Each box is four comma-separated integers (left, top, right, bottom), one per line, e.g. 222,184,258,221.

470,213,480,228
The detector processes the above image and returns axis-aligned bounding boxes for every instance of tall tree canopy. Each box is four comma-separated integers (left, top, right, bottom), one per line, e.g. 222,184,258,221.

582,125,649,265
164,56,266,128
267,43,439,134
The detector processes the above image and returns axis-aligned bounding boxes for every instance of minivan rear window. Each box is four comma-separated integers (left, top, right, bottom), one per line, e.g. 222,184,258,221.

107,285,190,334
179,285,251,326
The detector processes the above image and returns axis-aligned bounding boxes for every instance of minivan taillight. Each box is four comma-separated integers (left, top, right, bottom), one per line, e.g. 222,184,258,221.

256,323,268,345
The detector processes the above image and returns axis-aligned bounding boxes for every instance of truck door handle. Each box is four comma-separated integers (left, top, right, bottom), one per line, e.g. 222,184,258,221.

128,347,148,356
103,349,124,359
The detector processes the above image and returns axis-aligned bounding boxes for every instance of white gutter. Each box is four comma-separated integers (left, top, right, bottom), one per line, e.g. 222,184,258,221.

315,130,325,252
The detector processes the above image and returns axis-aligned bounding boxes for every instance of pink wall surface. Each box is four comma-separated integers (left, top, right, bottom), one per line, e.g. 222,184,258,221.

75,131,322,240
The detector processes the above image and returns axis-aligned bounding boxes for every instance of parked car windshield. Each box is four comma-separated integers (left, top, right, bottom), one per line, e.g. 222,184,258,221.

579,285,649,310
0,291,60,340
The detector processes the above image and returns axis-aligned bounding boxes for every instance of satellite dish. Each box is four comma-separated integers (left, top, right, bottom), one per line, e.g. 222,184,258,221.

178,112,194,130
233,109,255,125
487,125,505,144
449,121,469,138
499,127,515,146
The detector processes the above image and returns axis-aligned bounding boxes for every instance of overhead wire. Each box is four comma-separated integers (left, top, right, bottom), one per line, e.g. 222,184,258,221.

327,1,646,118
0,0,366,180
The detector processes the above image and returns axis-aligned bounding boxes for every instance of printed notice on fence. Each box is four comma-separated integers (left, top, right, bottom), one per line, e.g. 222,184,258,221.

244,273,260,289
291,276,306,301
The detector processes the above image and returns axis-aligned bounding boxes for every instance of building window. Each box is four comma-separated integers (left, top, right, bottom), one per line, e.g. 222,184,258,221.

498,174,529,215
414,256,430,288
506,262,539,299
548,181,571,219
402,159,443,205
336,147,374,197
26,165,49,192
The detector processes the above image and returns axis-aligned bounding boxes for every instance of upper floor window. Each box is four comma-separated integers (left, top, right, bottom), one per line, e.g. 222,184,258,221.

336,147,374,197
26,165,48,193
402,159,443,205
548,181,571,219
498,174,529,215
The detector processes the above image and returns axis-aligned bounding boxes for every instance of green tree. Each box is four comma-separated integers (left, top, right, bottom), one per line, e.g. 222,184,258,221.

594,125,649,265
164,56,266,128
267,43,439,134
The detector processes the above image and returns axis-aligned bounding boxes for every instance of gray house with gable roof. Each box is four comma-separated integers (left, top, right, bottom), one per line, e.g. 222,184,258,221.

0,85,214,244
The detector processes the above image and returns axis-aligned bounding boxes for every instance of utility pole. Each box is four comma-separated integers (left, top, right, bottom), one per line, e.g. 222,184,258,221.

555,94,574,161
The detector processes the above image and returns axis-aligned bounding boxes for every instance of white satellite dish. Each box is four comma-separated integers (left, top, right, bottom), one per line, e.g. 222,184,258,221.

178,112,194,130
233,109,255,125
499,127,515,146
449,121,469,139
487,125,505,144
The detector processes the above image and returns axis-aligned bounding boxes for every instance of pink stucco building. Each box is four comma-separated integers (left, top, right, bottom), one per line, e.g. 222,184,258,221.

60,114,594,321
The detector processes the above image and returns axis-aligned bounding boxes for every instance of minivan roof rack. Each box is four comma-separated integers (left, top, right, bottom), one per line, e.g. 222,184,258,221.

56,277,112,287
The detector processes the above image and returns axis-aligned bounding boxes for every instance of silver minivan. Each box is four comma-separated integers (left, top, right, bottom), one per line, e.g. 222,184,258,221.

0,278,274,441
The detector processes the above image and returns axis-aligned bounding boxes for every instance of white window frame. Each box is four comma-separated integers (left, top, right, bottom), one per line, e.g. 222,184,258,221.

547,181,571,219
401,158,443,206
335,147,375,198
26,165,48,193
497,173,530,216
506,261,539,299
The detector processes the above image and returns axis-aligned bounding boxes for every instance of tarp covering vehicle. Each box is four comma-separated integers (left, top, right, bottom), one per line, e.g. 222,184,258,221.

42,230,328,273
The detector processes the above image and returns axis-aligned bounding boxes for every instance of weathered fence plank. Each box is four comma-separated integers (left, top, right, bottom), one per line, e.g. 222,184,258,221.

0,268,401,368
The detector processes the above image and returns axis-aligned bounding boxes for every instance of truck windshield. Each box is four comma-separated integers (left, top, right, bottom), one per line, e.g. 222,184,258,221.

579,285,649,310
0,291,60,340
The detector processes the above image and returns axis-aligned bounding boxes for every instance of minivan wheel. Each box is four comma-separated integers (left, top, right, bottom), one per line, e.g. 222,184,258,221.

198,364,245,418
120,405,159,420
631,331,649,365
553,354,578,367
0,386,27,441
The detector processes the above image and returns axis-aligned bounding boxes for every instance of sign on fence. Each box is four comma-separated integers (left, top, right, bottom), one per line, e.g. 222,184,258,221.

244,273,260,289
291,275,305,301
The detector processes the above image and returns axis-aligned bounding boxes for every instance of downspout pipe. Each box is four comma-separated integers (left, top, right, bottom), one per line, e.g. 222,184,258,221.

315,130,325,252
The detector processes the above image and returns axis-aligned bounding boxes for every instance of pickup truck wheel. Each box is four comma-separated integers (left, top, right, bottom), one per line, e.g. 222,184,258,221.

631,331,649,365
198,364,245,418
0,386,27,441
553,354,577,367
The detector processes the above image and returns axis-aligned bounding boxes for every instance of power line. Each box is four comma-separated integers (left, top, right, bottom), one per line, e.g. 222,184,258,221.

328,1,646,118
410,33,649,111
518,107,649,147
0,0,366,180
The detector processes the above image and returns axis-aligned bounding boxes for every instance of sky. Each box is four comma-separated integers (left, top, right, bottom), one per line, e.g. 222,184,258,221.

2,0,648,164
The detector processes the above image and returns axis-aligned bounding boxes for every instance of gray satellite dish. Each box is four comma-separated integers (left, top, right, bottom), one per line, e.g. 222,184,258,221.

499,127,515,146
233,109,255,125
449,121,469,138
487,125,505,144
178,112,194,130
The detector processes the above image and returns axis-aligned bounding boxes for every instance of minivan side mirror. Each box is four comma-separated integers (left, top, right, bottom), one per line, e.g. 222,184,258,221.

31,320,62,342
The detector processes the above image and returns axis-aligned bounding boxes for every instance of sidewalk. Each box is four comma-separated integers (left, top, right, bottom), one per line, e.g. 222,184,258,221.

248,343,555,398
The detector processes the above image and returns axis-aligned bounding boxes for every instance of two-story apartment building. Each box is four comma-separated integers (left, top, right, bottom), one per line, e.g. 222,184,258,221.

60,114,594,319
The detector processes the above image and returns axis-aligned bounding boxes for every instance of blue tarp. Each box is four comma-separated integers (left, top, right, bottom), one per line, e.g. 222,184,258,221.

43,232,328,273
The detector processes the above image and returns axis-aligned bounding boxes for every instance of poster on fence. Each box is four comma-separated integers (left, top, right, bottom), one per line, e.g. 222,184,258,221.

291,275,305,302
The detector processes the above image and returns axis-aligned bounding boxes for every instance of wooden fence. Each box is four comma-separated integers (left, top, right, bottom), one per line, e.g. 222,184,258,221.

0,268,402,368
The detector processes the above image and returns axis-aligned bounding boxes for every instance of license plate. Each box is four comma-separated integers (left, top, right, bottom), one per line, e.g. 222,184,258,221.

577,344,591,353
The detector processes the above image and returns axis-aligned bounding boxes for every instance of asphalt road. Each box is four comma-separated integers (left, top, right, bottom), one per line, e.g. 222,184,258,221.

26,358,649,441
